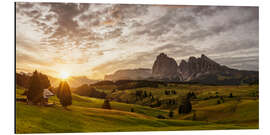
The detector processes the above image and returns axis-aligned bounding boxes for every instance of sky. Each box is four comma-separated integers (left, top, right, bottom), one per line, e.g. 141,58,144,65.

16,3,259,79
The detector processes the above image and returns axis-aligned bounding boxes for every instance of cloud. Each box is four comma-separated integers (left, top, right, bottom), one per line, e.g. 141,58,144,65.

16,50,53,67
214,55,258,71
16,3,259,78
208,40,258,54
191,6,229,16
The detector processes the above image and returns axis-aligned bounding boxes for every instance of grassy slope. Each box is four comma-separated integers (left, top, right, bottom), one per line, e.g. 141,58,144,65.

180,99,258,125
102,84,258,102
16,85,258,133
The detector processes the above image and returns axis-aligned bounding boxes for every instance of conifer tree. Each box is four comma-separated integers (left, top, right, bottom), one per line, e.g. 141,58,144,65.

168,110,174,118
102,99,111,109
27,70,43,104
57,81,72,108
178,96,192,114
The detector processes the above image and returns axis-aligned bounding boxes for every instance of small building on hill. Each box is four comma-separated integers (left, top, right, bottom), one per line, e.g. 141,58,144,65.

42,89,54,105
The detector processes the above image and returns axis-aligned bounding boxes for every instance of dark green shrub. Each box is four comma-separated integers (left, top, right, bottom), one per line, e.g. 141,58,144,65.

229,93,233,98
156,114,166,119
102,99,111,109
168,110,174,118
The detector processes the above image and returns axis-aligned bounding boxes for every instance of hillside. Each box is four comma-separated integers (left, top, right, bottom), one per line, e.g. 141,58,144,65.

16,85,258,133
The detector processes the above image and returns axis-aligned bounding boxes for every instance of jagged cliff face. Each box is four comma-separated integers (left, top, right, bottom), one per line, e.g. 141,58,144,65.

151,53,258,84
178,54,229,81
152,53,181,81
103,53,258,84
151,53,226,81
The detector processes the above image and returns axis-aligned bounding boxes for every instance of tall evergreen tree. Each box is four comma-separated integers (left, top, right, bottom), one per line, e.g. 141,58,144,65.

27,70,43,104
102,99,111,109
39,73,51,89
143,91,148,97
149,92,152,97
178,96,192,114
57,81,72,108
168,110,174,118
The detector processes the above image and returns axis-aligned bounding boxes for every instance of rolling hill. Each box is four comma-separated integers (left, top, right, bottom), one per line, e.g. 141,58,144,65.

16,85,258,133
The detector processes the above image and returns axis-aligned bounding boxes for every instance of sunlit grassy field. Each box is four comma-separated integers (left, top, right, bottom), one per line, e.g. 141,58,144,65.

16,84,259,133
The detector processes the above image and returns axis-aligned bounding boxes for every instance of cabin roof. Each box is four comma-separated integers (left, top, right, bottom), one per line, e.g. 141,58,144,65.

43,89,54,98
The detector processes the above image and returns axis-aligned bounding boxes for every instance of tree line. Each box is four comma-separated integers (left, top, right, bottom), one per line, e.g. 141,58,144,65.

25,70,72,108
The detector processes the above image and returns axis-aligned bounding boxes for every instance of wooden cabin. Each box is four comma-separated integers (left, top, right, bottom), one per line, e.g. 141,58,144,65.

42,89,54,105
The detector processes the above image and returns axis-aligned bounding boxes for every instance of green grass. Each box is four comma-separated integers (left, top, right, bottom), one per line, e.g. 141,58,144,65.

180,99,258,125
16,85,259,133
103,84,258,103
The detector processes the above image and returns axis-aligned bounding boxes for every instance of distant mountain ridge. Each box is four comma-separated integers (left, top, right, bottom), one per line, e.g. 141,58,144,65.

16,72,98,88
178,54,229,81
104,53,258,85
104,68,152,81
48,75,98,88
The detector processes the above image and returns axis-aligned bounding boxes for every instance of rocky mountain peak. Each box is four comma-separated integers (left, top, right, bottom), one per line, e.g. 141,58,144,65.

152,53,180,80
178,54,227,81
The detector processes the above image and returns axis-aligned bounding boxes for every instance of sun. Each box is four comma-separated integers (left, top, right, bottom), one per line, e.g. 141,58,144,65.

59,71,70,79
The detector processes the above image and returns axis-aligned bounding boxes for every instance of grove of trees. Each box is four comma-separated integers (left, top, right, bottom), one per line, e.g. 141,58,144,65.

27,70,51,104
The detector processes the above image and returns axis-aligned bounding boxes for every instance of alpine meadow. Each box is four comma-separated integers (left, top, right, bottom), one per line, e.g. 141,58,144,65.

15,2,259,133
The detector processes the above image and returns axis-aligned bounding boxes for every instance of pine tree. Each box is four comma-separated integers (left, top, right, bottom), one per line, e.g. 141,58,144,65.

143,91,148,97
57,81,72,108
178,97,192,114
217,100,221,104
229,93,233,98
168,110,174,118
149,92,152,97
39,73,51,89
102,99,111,109
27,70,43,104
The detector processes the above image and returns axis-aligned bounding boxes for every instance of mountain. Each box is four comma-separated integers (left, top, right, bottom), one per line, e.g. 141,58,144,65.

16,72,98,88
104,68,152,81
103,53,258,85
178,54,230,81
152,53,181,81
153,53,258,84
47,75,98,88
